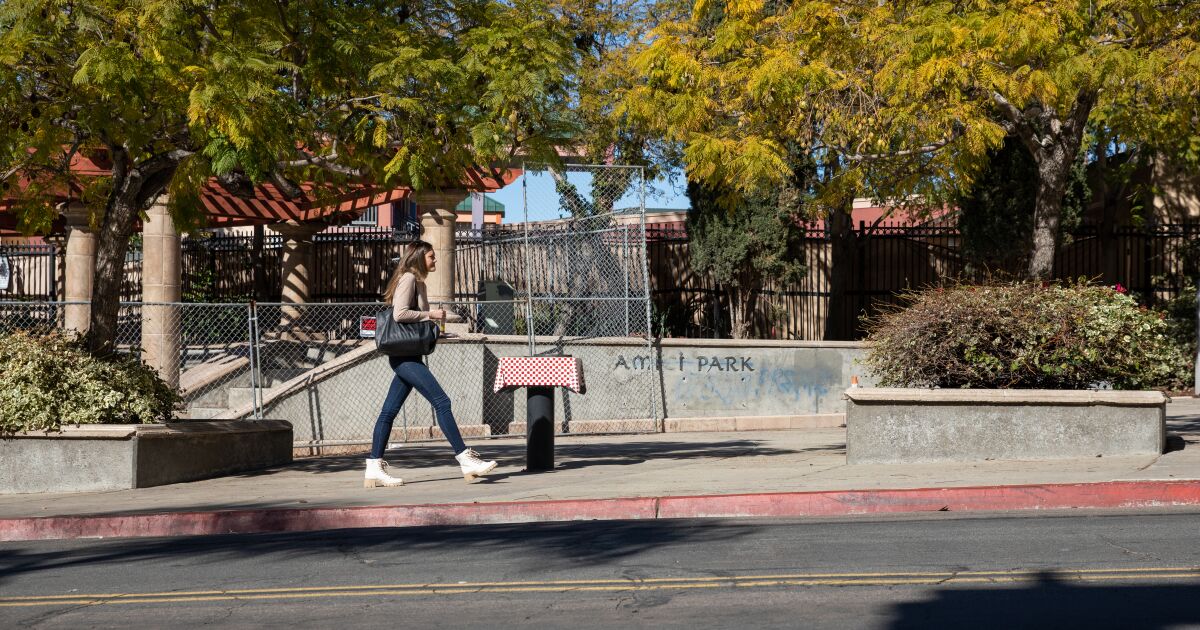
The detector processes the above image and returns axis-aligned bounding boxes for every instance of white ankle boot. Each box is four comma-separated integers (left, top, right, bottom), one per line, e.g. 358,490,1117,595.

455,449,497,481
364,458,404,488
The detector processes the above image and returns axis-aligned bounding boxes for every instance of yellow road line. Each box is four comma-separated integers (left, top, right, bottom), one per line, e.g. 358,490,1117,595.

6,565,1197,603
3,568,1199,608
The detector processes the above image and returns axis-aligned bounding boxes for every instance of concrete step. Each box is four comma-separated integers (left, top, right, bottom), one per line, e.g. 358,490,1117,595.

185,387,228,409
180,406,228,420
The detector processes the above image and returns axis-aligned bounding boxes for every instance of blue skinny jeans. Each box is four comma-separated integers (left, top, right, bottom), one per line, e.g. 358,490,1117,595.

371,355,467,458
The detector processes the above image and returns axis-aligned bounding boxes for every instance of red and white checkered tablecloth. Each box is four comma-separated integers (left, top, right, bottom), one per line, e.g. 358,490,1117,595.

492,356,586,394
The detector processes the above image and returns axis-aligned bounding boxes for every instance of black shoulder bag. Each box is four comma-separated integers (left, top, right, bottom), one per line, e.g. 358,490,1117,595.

375,290,439,357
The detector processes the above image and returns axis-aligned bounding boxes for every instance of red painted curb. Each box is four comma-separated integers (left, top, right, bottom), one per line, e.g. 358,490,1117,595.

3,481,1200,542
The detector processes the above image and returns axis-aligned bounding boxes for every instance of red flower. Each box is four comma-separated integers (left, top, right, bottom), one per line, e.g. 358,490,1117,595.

1114,283,1127,294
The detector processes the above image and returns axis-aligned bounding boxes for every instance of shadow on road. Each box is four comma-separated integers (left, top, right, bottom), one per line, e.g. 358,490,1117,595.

0,519,757,586
887,571,1200,629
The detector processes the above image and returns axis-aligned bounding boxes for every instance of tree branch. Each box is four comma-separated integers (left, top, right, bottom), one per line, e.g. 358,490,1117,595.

1065,88,1098,137
549,168,594,217
1,154,35,183
839,127,964,162
992,91,1043,159
270,171,305,198
279,151,369,178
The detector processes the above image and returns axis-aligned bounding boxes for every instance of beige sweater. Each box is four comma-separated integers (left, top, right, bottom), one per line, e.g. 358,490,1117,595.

391,272,431,323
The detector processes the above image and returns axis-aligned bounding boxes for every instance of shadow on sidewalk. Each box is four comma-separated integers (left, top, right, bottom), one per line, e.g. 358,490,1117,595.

0,519,758,586
886,571,1200,629
240,439,837,476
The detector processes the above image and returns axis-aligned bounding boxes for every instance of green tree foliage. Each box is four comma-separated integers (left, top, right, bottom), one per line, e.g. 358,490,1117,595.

1,0,577,355
687,173,807,339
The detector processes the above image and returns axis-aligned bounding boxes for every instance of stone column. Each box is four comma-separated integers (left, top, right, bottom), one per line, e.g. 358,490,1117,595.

412,191,468,312
141,196,182,388
269,221,324,334
419,207,458,309
62,202,96,336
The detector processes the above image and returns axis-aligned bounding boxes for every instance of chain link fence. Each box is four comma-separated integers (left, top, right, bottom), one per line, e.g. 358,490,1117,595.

520,165,659,432
1,166,662,449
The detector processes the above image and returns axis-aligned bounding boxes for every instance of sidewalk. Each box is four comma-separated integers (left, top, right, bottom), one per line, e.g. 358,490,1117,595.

3,398,1200,541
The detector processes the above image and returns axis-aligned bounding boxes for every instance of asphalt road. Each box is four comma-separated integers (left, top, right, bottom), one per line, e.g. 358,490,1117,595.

3,509,1200,629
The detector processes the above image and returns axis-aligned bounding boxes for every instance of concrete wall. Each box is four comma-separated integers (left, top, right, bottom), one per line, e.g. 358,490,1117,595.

846,388,1166,464
258,336,869,445
655,339,867,418
0,426,137,494
1,421,293,494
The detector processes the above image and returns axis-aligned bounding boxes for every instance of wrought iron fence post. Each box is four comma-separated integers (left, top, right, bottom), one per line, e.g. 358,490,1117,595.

522,163,535,355
624,223,630,336
247,300,262,420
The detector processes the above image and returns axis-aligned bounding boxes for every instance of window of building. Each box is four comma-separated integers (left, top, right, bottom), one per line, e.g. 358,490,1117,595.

352,205,379,226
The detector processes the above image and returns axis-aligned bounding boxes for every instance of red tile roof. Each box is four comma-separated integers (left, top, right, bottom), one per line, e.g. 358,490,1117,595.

1,150,521,233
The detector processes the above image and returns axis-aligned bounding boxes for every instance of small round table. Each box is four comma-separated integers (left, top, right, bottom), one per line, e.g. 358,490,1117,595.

492,356,586,471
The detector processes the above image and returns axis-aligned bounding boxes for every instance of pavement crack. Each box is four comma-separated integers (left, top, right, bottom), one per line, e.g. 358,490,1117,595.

1135,457,1161,472
336,543,373,567
1097,534,1163,562
933,570,960,585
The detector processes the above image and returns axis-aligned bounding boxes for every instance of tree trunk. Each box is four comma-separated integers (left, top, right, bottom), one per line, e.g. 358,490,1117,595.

824,205,854,340
87,195,140,356
1026,142,1075,280
1096,140,1121,284
85,149,181,356
729,274,760,340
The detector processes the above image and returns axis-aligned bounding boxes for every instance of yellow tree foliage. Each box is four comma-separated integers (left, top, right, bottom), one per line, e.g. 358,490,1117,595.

622,0,1200,277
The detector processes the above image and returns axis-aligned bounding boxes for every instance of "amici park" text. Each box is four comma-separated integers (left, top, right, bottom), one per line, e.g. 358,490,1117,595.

613,353,756,372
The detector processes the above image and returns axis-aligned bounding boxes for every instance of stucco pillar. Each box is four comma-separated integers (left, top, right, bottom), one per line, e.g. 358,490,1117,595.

412,191,468,314
141,196,182,388
62,202,95,336
419,208,458,309
269,221,324,333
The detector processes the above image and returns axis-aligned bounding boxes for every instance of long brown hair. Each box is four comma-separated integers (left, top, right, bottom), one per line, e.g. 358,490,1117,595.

383,240,434,303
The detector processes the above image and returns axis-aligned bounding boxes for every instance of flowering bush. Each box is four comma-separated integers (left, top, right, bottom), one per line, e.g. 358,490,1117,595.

0,331,180,434
863,281,1189,390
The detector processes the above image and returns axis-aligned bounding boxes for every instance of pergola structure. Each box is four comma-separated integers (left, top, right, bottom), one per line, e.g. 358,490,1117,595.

1,152,520,384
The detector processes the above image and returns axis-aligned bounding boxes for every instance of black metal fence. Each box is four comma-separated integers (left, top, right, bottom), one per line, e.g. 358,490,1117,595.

0,244,60,301
6,223,1198,340
649,223,1200,340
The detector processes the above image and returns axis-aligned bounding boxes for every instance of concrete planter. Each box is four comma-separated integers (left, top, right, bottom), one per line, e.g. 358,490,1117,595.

0,420,293,494
845,388,1166,464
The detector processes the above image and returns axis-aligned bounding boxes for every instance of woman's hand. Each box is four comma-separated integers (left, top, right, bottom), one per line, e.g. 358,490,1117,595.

428,309,447,321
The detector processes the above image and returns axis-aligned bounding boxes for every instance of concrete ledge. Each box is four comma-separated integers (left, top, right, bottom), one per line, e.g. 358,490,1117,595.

179,350,250,398
846,388,1166,464
461,334,866,350
500,415,845,435
666,414,845,432
508,419,659,434
845,387,1167,405
432,424,492,439
0,420,293,494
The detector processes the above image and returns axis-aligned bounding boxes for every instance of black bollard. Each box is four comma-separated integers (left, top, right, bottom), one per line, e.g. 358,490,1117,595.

526,386,555,471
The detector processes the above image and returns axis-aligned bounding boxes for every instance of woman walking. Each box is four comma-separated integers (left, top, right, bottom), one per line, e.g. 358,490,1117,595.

364,240,497,488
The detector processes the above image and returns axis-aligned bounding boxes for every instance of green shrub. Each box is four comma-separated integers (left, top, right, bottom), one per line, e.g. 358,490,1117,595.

0,331,180,434
863,281,1189,390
